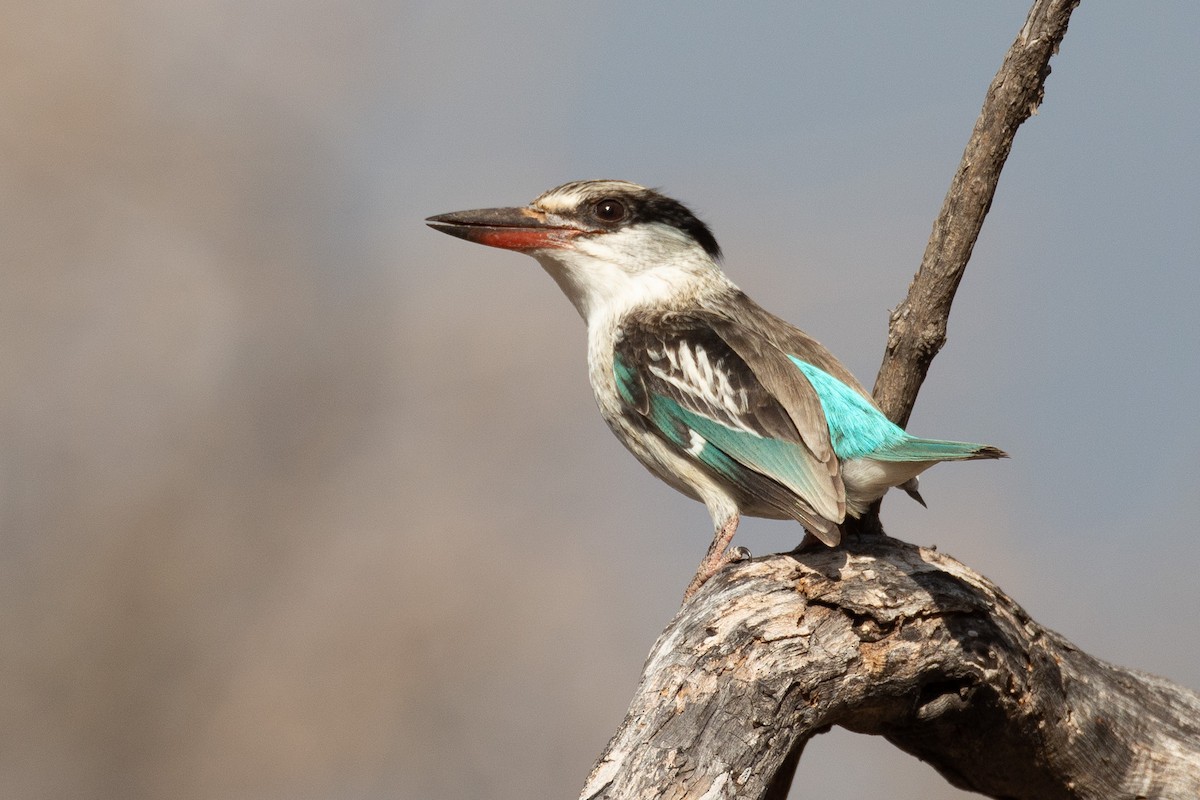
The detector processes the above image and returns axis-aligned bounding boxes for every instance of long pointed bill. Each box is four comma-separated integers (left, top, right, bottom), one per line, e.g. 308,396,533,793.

425,206,585,252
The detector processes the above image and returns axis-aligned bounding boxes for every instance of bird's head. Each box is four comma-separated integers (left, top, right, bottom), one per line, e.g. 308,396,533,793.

427,180,727,321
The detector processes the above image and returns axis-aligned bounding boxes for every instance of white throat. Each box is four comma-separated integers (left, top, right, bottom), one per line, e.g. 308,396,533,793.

532,223,729,326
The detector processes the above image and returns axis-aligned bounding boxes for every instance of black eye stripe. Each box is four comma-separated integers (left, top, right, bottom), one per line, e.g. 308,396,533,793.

628,196,722,260
570,185,722,260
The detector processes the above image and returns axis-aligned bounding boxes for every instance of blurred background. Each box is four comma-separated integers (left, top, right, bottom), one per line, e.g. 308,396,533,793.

3,2,1197,798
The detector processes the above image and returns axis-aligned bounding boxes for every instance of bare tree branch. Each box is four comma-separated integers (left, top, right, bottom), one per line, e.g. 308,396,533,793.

580,539,1200,800
872,0,1080,428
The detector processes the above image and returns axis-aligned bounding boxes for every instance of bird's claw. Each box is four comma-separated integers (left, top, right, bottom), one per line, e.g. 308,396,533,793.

728,546,751,562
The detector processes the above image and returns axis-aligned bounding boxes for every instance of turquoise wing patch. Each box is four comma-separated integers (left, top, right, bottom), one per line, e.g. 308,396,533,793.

655,395,835,510
612,349,838,516
787,357,992,462
787,357,910,460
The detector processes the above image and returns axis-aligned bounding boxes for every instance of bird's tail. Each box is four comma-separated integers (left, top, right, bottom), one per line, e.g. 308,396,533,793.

873,437,1008,463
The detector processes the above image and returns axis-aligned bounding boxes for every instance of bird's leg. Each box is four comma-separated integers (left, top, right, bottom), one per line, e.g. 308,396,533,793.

794,530,826,552
683,514,744,600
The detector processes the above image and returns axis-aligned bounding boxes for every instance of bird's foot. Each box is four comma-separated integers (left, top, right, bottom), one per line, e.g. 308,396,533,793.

683,547,747,601
683,517,746,601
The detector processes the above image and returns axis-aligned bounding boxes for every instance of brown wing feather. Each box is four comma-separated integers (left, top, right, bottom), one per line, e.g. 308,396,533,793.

705,315,847,526
705,290,877,400
617,310,846,540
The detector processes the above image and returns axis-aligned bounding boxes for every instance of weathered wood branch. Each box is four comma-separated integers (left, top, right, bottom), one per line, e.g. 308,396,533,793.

581,537,1200,799
872,0,1080,428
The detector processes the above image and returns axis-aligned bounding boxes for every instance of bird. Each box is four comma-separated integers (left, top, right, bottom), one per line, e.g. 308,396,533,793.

427,179,1006,598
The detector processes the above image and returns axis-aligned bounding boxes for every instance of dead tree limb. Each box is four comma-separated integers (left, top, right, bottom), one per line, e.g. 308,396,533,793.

580,539,1200,799
872,0,1081,428
579,1,1200,798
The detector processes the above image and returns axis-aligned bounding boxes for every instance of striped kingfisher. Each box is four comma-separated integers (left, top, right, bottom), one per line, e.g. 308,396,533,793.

428,180,1005,597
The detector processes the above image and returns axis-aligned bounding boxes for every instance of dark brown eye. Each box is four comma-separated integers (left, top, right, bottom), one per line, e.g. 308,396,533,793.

593,198,626,223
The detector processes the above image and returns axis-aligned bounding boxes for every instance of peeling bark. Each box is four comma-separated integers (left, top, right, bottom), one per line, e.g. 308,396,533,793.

581,538,1200,799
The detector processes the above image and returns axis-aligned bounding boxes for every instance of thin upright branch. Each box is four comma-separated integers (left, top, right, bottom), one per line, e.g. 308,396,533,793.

871,0,1080,428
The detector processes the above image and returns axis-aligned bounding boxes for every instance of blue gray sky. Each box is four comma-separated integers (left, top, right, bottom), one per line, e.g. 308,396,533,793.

4,3,1198,799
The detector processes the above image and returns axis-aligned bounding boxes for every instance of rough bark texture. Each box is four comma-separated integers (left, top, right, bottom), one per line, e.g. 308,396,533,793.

871,0,1081,429
581,538,1200,800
